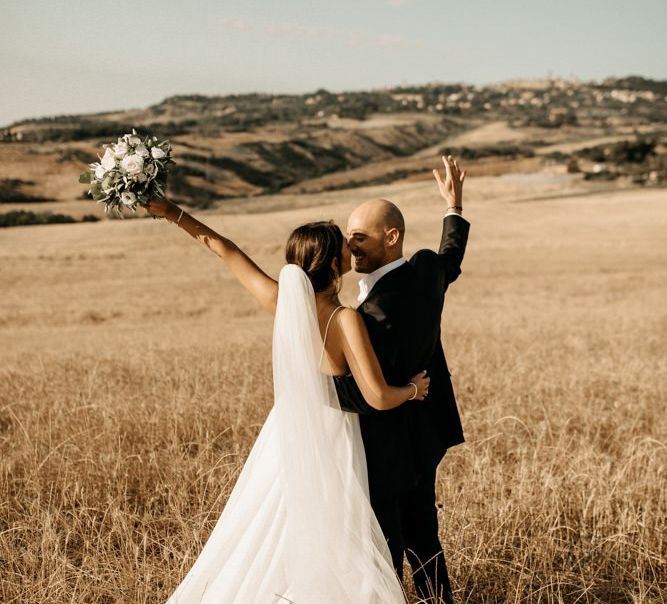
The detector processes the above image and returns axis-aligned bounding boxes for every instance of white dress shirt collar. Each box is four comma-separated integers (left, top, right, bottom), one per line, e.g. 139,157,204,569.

357,257,407,303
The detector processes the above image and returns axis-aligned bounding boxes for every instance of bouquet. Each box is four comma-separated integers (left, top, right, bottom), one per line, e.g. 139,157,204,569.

79,129,174,218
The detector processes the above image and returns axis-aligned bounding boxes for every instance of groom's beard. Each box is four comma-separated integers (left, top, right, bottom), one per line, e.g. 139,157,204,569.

352,253,389,274
352,254,374,274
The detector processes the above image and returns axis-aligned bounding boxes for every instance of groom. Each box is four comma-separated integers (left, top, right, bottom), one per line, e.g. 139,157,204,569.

334,156,469,604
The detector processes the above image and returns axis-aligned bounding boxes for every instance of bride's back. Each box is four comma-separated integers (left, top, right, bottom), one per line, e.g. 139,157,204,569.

315,298,351,377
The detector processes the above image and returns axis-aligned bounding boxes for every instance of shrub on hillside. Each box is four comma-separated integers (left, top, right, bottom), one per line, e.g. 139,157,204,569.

0,210,76,227
0,179,53,203
438,145,535,160
577,139,657,164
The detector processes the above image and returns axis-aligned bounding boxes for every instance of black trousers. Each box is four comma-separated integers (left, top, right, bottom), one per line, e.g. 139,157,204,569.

371,462,453,604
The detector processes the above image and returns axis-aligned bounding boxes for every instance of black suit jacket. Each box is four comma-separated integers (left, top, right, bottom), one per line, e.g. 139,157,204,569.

334,214,470,497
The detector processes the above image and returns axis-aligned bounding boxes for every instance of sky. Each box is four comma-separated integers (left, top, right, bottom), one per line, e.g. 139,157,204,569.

2,0,666,127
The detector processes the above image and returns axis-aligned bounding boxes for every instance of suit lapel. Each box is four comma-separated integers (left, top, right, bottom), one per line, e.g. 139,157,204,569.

359,262,412,308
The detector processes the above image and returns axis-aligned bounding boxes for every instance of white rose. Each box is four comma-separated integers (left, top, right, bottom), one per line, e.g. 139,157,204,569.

120,154,144,176
101,148,117,171
113,141,129,158
120,191,137,206
94,164,106,179
151,146,166,159
128,136,141,146
135,143,150,158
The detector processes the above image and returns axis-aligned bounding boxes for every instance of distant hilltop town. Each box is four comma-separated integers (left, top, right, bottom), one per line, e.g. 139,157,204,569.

2,76,667,142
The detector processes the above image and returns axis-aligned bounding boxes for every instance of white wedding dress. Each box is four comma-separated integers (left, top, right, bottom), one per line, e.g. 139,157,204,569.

166,264,405,604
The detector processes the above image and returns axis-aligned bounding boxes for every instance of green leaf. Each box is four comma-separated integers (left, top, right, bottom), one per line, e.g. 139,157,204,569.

89,182,103,200
79,172,92,184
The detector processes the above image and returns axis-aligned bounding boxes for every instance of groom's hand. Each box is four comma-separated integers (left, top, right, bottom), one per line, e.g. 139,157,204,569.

433,155,465,215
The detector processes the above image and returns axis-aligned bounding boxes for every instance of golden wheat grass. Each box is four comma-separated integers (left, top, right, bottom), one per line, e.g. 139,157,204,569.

1,183,665,603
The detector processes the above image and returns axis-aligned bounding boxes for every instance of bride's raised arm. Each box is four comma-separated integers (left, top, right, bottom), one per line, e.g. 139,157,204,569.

144,197,278,314
335,308,429,411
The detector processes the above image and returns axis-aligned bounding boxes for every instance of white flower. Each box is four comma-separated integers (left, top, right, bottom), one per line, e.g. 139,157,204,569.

151,146,166,159
101,148,117,171
132,172,147,183
94,164,106,179
128,135,141,146
135,143,150,158
121,153,144,176
120,191,137,206
113,141,129,158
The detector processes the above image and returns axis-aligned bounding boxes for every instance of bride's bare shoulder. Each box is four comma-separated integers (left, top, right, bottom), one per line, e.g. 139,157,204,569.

336,307,365,334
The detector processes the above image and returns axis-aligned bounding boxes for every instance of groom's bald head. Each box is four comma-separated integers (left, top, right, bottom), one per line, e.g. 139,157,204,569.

348,198,405,236
346,199,405,273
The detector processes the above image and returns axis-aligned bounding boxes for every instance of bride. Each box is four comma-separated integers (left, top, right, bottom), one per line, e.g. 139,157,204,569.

143,201,430,603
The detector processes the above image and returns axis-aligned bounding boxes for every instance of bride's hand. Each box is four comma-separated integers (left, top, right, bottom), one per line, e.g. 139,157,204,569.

409,370,431,400
144,197,177,220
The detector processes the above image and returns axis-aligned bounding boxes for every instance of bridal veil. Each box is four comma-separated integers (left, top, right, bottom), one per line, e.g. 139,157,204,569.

166,264,405,603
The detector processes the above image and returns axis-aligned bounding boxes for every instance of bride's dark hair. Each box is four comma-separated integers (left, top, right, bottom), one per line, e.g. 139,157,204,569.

285,221,344,293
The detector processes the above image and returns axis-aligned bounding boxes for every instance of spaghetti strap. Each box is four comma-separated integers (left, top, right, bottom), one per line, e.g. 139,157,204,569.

319,305,344,368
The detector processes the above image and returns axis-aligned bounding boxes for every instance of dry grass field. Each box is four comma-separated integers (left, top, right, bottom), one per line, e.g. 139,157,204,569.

1,178,666,603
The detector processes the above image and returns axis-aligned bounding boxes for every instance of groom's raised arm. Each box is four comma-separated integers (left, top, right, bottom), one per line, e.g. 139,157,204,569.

432,155,470,286
435,212,470,286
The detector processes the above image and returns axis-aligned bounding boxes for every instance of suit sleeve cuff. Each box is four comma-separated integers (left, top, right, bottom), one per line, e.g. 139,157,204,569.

445,211,469,223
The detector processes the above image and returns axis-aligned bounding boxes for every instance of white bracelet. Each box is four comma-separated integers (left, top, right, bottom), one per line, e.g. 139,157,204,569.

176,208,184,225
407,382,418,400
